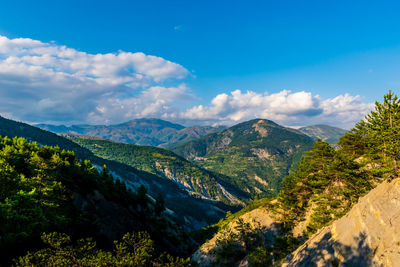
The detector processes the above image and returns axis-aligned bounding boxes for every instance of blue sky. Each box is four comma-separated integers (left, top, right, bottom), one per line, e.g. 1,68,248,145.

0,0,399,128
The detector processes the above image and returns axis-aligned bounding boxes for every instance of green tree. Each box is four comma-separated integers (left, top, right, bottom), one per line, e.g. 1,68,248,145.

15,232,190,266
364,90,400,170
337,121,369,157
154,193,165,216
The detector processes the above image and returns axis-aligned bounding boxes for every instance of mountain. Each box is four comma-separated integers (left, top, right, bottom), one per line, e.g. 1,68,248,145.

298,124,347,144
70,136,249,206
191,138,385,266
161,125,227,148
36,118,226,147
171,119,314,197
0,116,237,230
191,92,400,266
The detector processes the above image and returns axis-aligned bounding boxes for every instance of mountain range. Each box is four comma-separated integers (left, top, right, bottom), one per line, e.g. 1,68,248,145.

0,116,236,231
36,118,226,148
36,119,347,147
2,116,349,227
6,116,348,232
36,119,348,200
1,114,367,266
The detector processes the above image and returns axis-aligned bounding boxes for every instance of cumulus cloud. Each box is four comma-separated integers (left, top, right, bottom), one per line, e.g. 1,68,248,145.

175,90,373,129
0,34,373,128
0,34,189,123
88,84,194,124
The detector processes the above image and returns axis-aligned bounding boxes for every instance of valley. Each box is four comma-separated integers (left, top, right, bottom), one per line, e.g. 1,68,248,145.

0,116,238,232
2,2,398,265
1,92,398,266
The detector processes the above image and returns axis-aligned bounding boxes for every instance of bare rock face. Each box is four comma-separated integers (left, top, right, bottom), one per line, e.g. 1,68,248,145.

284,178,400,267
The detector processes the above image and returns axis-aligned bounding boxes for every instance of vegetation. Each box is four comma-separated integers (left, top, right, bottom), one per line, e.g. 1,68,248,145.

278,91,400,236
0,115,237,231
16,232,189,266
197,91,400,266
171,119,314,197
71,137,249,205
277,139,376,234
3,91,399,266
0,136,191,265
191,197,273,245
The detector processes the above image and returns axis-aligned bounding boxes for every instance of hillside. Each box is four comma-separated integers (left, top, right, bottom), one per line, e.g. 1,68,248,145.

298,124,347,144
36,118,225,147
191,139,383,266
171,119,314,197
0,116,236,230
284,177,400,266
71,136,249,205
192,91,399,266
0,136,191,266
162,125,227,148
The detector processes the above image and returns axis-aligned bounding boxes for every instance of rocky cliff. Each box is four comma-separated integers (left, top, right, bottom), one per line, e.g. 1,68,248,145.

284,177,400,266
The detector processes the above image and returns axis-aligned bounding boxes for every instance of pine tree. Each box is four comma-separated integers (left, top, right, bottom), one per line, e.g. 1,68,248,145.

365,90,400,170
154,193,165,216
338,121,369,157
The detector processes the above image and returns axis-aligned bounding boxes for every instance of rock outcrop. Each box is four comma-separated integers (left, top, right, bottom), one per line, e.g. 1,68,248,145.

192,207,279,266
284,177,400,266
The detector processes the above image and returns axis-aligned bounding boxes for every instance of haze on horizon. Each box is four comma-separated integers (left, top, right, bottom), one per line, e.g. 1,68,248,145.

0,0,399,129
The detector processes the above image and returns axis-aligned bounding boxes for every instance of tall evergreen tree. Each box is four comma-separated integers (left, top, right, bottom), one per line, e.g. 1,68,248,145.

365,90,400,170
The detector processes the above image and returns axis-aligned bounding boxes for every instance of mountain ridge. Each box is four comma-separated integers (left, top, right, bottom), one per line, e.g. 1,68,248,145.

36,118,226,148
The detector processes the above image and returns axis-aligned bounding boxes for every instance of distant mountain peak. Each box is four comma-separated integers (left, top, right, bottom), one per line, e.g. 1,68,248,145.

235,118,280,127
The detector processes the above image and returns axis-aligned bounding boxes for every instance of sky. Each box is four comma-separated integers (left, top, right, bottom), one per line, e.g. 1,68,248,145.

0,0,399,129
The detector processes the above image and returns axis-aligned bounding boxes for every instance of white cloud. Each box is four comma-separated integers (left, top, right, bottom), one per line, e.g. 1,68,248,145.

0,35,189,123
0,35,188,83
88,84,194,124
176,90,373,129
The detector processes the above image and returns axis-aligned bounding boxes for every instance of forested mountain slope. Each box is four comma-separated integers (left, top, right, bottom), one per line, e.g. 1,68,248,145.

71,136,249,205
192,91,399,266
297,124,347,144
171,119,314,197
36,118,225,147
0,116,236,230
0,136,190,266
